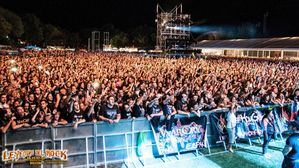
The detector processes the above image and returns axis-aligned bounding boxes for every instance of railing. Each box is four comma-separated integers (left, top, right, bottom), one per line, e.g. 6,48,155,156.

1,118,154,168
0,103,294,168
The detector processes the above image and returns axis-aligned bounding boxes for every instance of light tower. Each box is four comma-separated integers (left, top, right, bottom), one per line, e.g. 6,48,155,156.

91,31,100,52
156,4,191,51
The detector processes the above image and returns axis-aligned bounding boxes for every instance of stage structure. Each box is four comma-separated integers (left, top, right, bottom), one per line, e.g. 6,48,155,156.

91,31,101,52
103,32,110,46
156,4,191,50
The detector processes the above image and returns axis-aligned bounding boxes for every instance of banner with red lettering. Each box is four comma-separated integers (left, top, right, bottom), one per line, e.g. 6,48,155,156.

152,115,207,155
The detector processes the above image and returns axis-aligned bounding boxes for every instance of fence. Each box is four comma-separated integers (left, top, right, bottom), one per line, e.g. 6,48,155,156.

0,103,295,168
1,118,154,168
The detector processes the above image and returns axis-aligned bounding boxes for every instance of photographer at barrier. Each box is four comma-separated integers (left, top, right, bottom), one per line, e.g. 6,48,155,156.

282,121,299,168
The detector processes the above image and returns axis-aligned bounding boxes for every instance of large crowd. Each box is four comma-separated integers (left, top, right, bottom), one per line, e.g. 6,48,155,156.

0,52,299,133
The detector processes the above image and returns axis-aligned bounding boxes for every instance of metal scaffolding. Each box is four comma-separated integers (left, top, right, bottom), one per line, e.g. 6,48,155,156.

91,31,101,52
103,32,110,46
156,4,191,50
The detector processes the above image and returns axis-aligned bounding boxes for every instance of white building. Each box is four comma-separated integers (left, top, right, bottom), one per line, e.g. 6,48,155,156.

191,37,299,60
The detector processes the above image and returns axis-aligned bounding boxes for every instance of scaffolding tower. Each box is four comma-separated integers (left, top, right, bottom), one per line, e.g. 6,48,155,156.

156,4,191,50
103,32,110,46
91,31,100,52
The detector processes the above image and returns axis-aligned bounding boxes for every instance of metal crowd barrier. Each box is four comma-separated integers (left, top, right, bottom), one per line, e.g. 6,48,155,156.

0,103,294,168
1,118,154,168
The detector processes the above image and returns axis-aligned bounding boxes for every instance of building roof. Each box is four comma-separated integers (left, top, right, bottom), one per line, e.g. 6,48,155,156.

191,37,299,50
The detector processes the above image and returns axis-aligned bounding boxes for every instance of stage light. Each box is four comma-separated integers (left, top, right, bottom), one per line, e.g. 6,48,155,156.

162,20,167,26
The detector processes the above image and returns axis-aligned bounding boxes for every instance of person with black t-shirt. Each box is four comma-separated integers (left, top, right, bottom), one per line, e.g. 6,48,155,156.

40,100,52,115
0,94,8,109
121,99,135,119
174,93,190,117
31,109,48,128
99,96,120,124
282,122,299,168
52,111,68,127
0,105,14,133
121,103,133,119
83,101,96,122
189,95,203,117
55,88,69,119
146,97,163,133
12,106,31,130
28,93,37,109
46,93,55,112
132,97,145,118
262,109,276,158
69,101,86,129
162,96,177,131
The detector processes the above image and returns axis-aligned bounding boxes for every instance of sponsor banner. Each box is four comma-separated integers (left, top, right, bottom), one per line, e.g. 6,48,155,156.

210,106,289,142
152,115,207,155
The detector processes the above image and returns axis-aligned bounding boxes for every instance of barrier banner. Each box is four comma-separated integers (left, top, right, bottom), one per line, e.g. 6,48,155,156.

274,104,294,133
153,115,207,155
235,109,264,139
210,109,266,142
209,111,229,142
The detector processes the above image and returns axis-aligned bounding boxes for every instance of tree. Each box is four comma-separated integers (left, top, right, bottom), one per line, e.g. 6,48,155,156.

0,14,11,38
43,24,63,46
100,24,120,37
111,32,129,48
0,7,24,38
22,14,43,45
130,25,152,48
66,32,80,48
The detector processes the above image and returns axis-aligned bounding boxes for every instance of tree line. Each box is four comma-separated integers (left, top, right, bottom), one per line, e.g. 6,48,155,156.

0,6,156,49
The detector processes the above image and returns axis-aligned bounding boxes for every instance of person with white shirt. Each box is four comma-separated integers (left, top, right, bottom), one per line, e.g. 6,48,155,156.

226,103,237,153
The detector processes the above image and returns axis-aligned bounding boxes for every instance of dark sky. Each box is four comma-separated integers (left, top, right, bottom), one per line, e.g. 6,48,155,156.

1,0,299,36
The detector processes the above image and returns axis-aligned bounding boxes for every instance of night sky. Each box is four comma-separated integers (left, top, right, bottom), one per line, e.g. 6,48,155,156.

1,0,299,37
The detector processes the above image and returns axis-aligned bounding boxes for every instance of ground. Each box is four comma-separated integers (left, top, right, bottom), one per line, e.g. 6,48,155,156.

106,138,286,168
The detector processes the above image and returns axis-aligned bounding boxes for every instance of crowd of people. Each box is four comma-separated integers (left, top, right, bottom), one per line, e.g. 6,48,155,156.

0,51,299,133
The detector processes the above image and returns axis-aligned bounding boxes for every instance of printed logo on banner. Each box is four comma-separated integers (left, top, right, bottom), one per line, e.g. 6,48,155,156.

235,110,263,138
154,116,206,155
210,109,264,142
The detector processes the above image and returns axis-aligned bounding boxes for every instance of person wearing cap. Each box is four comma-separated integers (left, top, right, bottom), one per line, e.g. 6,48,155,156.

282,121,299,168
